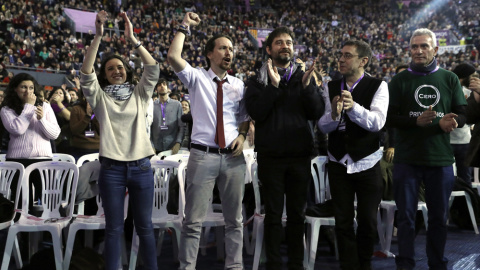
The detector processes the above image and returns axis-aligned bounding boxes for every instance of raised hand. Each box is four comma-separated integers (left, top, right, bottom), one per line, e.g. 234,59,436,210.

302,58,316,89
416,105,437,127
331,95,344,120
182,12,201,27
95,10,108,37
119,12,135,43
470,76,480,94
51,94,62,105
26,92,36,105
267,58,280,88
341,90,354,111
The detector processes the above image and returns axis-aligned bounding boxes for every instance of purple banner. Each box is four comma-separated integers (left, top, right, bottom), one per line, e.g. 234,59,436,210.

64,8,97,34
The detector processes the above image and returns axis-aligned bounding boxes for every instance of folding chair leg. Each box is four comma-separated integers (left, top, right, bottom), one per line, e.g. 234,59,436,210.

49,230,64,270
13,236,23,269
2,230,22,270
464,194,479,234
252,219,264,270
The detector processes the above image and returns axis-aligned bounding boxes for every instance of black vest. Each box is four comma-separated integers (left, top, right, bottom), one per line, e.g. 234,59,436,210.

328,76,383,162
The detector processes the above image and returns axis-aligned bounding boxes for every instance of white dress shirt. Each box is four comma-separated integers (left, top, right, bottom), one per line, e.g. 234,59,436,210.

175,62,249,147
318,78,389,173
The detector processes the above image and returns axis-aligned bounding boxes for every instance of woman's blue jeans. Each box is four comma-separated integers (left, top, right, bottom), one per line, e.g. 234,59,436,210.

99,157,157,270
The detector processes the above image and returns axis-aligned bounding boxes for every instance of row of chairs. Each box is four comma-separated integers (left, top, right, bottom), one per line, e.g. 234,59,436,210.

1,160,79,270
3,149,477,269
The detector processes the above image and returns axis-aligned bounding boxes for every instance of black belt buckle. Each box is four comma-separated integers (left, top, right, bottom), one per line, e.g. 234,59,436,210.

218,147,230,154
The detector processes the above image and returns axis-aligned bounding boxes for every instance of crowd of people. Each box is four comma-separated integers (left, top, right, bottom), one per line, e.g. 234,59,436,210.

0,1,480,270
1,0,480,92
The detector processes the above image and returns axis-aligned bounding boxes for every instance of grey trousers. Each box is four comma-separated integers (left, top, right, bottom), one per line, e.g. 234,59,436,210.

178,148,246,270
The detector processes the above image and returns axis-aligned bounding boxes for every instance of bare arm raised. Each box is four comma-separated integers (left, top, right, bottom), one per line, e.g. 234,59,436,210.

167,12,201,73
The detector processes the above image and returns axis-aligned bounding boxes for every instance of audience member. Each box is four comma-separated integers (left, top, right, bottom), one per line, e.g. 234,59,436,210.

168,12,249,270
387,28,467,270
465,69,480,168
451,63,476,185
0,73,60,208
47,87,71,153
79,10,158,270
318,40,388,270
245,26,324,270
151,78,185,154
69,89,100,161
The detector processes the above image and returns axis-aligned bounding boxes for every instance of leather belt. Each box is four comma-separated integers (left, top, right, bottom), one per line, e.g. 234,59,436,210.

190,143,233,154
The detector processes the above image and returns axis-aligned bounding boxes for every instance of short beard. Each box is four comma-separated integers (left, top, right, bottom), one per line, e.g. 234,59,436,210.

158,93,168,96
273,52,293,66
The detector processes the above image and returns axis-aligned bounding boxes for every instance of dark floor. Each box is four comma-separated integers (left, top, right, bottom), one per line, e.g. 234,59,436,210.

162,225,480,270
2,224,480,269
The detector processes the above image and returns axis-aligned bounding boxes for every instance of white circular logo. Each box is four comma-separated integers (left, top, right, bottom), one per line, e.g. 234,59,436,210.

414,85,440,108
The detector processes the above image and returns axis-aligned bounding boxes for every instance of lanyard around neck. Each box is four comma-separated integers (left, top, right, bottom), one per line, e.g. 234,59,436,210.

341,73,364,92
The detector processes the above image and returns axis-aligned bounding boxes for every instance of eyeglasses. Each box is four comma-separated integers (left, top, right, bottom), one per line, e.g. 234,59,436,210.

335,52,359,60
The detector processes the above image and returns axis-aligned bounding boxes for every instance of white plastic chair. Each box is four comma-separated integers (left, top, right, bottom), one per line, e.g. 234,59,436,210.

129,159,183,269
52,153,76,163
376,200,428,257
448,191,479,234
157,149,190,160
472,167,480,196
163,153,191,164
243,148,256,184
76,153,99,166
0,161,25,269
75,153,100,215
63,168,129,269
304,156,338,269
1,161,79,270
29,154,76,212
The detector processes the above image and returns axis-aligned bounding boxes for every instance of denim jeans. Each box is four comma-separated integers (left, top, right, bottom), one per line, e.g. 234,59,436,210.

393,163,454,270
257,155,311,270
178,148,245,270
99,157,157,270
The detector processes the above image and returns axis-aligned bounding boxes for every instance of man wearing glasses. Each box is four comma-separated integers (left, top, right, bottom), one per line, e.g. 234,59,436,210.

388,28,466,270
318,40,389,270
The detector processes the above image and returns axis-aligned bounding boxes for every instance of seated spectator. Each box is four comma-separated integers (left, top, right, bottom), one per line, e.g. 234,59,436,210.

47,87,71,153
0,64,7,82
69,90,100,161
0,73,60,209
169,92,180,101
2,72,13,84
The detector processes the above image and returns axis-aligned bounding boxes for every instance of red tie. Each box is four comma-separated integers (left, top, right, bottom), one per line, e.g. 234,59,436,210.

214,78,226,148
